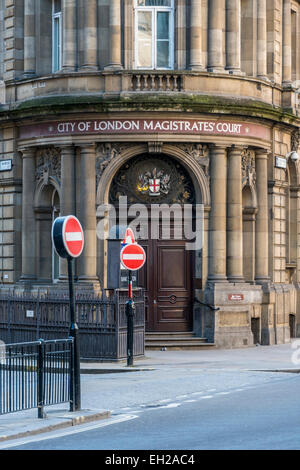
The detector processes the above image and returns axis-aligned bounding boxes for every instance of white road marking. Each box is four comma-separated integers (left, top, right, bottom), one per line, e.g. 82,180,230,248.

160,403,181,409
0,414,137,450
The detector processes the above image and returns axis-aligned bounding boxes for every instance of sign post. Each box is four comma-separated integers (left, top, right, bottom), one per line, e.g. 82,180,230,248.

52,215,84,411
120,237,146,366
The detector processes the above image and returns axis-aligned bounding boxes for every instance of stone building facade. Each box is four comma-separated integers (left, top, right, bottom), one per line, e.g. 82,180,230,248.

0,0,300,348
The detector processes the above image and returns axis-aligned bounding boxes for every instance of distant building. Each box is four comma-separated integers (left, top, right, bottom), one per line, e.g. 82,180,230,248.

0,0,300,348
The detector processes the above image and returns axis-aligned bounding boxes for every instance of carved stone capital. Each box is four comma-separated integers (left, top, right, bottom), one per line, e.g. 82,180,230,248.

178,143,209,175
291,128,300,152
96,143,129,186
36,147,61,184
242,148,256,187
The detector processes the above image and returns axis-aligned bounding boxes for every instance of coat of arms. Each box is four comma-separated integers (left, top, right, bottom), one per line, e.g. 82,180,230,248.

137,168,171,197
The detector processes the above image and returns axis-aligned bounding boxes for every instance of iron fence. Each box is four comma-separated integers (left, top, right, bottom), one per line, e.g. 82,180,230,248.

0,288,145,360
0,339,74,418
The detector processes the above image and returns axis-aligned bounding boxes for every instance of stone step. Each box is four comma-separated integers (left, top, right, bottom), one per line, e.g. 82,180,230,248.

145,332,215,350
145,342,216,350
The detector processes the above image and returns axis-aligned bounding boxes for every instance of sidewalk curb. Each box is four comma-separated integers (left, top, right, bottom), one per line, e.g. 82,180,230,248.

0,410,111,443
80,368,155,374
251,369,300,374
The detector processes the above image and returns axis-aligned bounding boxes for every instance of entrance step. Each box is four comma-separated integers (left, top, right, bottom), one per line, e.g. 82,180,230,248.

145,332,215,350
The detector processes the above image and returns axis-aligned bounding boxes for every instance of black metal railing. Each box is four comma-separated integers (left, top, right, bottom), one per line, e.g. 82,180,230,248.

0,339,74,418
0,288,145,360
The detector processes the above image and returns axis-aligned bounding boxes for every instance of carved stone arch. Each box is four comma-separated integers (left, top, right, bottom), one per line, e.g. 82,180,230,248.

242,182,257,210
96,144,147,205
286,158,299,186
96,143,210,206
34,176,61,210
162,144,210,206
34,177,61,282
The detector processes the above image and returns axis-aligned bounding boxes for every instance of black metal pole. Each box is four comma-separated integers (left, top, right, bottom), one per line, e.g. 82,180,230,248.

37,340,46,419
67,257,81,411
126,270,134,367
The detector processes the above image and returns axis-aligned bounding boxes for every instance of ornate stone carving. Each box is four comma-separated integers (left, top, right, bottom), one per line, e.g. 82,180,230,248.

36,147,61,184
178,143,209,175
96,143,128,187
109,154,195,205
242,149,256,187
148,142,163,154
291,128,300,152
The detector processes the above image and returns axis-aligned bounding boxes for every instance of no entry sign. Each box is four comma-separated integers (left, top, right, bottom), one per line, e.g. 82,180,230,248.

120,243,146,271
52,215,84,259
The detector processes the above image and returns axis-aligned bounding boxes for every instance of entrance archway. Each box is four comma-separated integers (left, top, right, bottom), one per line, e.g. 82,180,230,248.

108,153,197,332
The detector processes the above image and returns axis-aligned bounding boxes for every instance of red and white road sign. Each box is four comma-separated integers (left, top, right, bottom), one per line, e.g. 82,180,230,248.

120,243,146,271
122,228,135,247
63,216,84,258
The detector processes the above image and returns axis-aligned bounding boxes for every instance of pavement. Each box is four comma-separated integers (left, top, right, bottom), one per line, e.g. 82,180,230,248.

0,342,299,444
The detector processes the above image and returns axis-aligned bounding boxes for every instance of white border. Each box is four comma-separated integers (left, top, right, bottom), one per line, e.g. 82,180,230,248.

62,216,85,258
120,243,146,271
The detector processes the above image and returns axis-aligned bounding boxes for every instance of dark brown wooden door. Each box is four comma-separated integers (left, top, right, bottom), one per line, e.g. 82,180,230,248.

139,237,193,332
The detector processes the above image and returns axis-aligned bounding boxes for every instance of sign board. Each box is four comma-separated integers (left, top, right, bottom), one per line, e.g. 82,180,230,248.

0,160,12,172
120,243,146,271
275,156,287,169
228,294,244,301
52,215,84,259
19,119,271,141
122,228,135,247
26,310,34,318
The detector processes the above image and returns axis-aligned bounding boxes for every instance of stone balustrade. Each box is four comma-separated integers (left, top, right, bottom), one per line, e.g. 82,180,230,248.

4,70,299,116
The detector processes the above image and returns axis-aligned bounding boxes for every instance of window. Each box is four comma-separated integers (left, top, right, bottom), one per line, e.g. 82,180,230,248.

135,0,174,69
52,0,62,72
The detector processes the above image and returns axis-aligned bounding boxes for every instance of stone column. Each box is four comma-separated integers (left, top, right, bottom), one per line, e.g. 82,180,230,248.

256,0,268,80
78,144,98,282
62,0,77,71
255,149,269,283
225,0,241,74
20,148,36,281
282,0,292,85
81,0,98,69
189,0,203,70
208,145,228,282
59,145,76,280
208,0,225,72
23,0,36,77
227,146,244,282
105,0,123,70
60,146,76,216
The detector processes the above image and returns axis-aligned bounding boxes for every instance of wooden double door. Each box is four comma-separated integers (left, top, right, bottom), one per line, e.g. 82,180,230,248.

138,237,194,332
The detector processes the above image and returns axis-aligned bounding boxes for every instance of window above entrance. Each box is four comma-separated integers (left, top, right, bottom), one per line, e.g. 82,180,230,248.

135,0,174,70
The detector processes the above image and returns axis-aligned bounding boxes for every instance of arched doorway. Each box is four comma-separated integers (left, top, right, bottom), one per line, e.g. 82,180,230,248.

35,182,60,283
109,153,197,332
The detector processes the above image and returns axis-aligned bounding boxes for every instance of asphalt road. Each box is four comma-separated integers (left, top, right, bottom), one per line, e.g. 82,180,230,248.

4,371,300,451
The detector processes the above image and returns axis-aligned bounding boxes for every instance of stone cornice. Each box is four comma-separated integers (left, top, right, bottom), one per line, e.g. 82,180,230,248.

0,93,299,129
